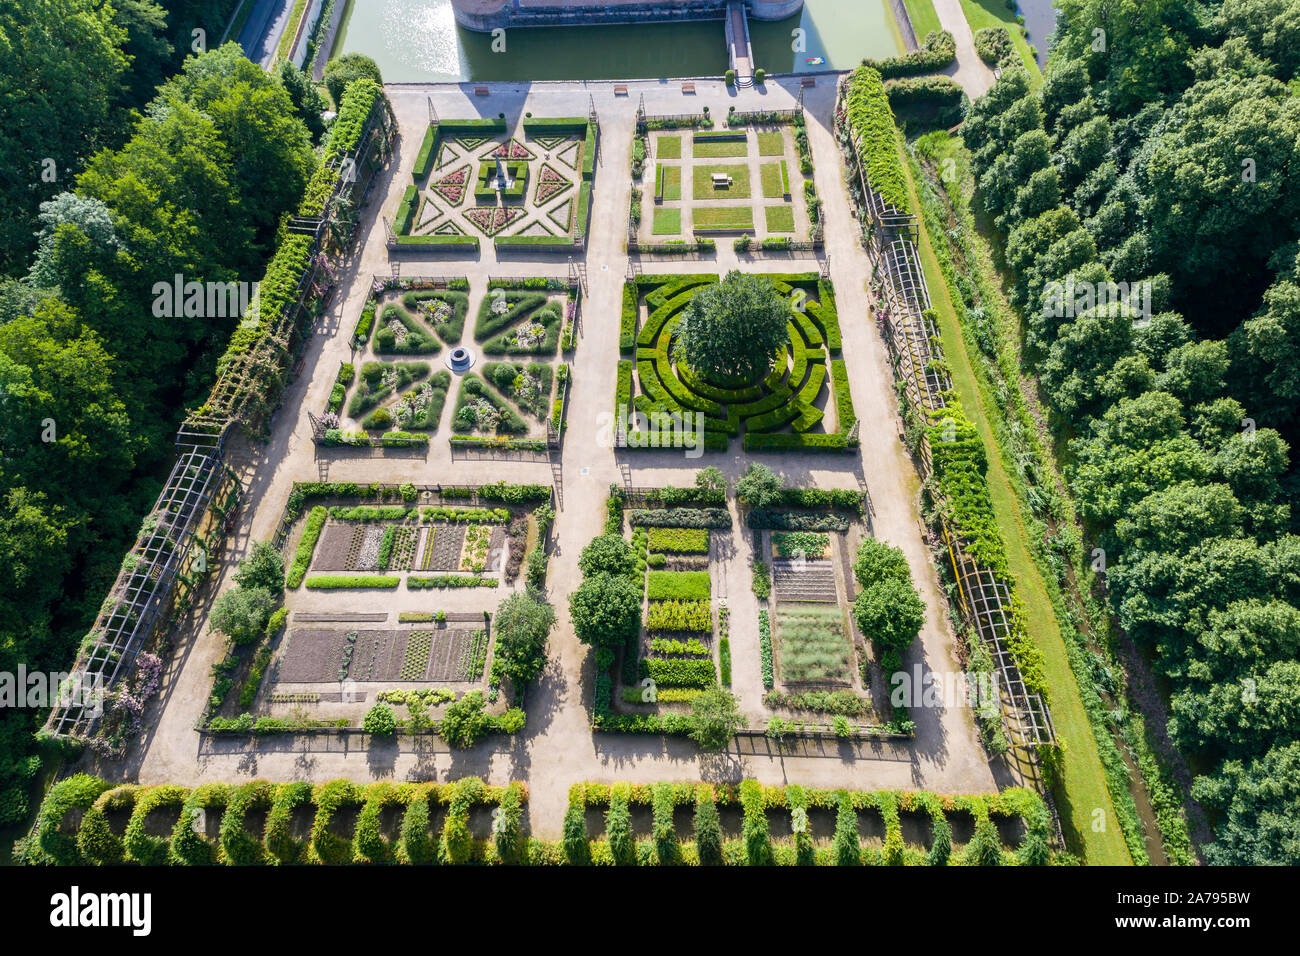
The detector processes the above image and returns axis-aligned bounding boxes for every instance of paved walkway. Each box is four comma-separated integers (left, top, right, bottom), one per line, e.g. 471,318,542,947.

932,0,997,98
102,77,1002,839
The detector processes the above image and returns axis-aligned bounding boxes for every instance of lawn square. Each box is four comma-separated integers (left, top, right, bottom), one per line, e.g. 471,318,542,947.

757,131,785,156
760,162,785,199
693,206,754,229
693,138,748,158
692,164,751,200
653,207,682,235
656,134,682,159
765,205,795,233
662,164,682,201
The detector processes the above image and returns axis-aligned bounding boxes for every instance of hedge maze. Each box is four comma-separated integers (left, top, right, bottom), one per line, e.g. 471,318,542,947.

616,273,857,451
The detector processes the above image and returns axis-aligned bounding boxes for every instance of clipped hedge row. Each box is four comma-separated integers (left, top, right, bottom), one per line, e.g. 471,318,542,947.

304,575,401,589
28,776,528,866
287,506,327,588
628,507,731,530
561,780,1052,866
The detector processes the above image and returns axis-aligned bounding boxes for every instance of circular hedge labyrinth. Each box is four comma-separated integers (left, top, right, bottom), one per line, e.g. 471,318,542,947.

617,274,855,451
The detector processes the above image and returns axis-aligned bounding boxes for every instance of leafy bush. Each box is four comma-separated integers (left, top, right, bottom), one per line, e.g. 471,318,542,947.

363,703,397,736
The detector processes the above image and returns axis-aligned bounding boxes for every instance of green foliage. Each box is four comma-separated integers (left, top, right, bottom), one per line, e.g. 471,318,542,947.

845,66,908,209
438,690,492,748
363,703,397,736
210,586,278,646
675,271,791,381
400,798,436,864
833,793,860,866
694,785,723,865
234,541,285,593
646,570,711,601
736,462,782,508
323,52,382,108
493,591,556,687
578,534,637,577
687,686,745,750
569,572,642,649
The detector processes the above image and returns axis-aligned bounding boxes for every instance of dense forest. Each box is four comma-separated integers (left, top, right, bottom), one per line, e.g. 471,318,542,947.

0,0,327,827
964,0,1300,863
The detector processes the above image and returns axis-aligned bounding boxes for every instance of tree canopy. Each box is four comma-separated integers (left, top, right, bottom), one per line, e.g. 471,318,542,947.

674,271,790,382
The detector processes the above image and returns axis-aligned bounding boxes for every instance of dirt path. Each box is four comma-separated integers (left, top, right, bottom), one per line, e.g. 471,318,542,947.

111,77,998,839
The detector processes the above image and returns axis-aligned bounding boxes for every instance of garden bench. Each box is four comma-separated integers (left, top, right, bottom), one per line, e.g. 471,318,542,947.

711,173,733,188
614,84,628,96
474,86,489,96
800,77,816,88
681,81,695,94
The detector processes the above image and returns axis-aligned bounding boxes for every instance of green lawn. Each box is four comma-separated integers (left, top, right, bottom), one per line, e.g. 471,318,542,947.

765,205,795,233
694,138,749,158
959,0,1042,85
900,142,1130,865
760,162,785,199
653,207,682,235
662,164,681,201
757,131,785,156
692,164,751,200
692,206,753,229
656,134,682,159
903,0,942,42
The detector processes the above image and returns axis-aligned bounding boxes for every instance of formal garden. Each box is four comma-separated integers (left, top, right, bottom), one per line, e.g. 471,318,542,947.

736,464,917,738
630,115,821,251
26,775,1055,866
193,481,558,742
317,276,578,451
616,271,856,452
391,116,596,251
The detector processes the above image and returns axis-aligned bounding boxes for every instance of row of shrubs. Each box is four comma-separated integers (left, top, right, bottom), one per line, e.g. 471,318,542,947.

25,776,527,866
560,780,1054,866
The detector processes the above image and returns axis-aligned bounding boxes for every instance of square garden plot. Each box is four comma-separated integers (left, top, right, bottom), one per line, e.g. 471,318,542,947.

638,126,815,245
322,277,577,451
276,626,488,684
615,273,857,452
449,280,579,447
395,116,597,249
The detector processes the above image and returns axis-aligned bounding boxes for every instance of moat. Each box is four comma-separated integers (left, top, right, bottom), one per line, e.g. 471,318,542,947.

330,0,901,82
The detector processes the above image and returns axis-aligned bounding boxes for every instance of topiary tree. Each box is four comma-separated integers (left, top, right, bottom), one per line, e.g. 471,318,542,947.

965,816,1004,866
363,703,396,737
695,466,726,493
687,685,746,750
234,541,285,593
492,591,556,688
853,577,925,652
578,533,637,577
494,783,525,864
209,586,277,646
674,271,790,381
928,810,952,866
562,796,589,864
833,793,861,866
323,53,382,109
437,691,491,748
694,785,723,865
736,462,782,509
568,572,642,650
607,784,636,865
400,797,435,864
852,537,911,589
651,781,679,865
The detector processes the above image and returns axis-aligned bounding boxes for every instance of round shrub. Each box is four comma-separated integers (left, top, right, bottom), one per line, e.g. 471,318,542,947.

363,703,397,737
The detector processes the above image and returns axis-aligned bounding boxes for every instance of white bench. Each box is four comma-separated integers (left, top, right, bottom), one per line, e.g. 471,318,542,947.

711,173,733,188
